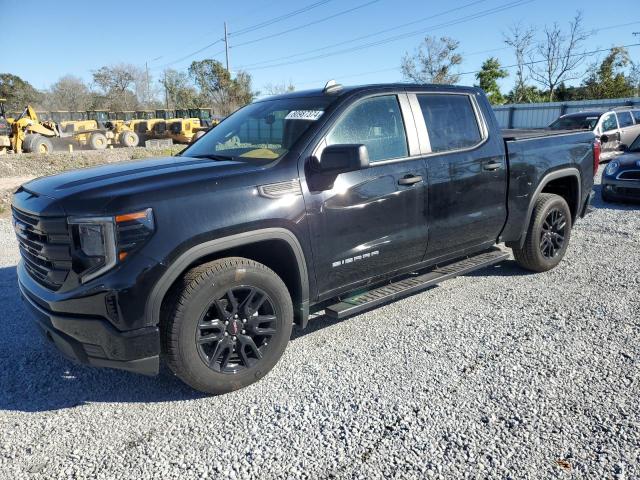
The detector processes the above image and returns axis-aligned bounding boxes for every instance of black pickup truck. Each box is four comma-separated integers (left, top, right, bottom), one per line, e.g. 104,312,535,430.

12,83,599,394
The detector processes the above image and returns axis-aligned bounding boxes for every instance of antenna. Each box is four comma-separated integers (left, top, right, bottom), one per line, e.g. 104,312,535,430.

323,80,343,93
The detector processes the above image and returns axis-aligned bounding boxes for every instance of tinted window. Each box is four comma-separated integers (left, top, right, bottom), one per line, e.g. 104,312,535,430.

633,111,640,123
548,115,599,130
326,95,408,162
601,113,618,132
417,94,482,152
618,111,634,128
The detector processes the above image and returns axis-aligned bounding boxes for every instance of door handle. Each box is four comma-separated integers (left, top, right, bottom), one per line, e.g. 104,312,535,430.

483,160,502,171
398,174,423,186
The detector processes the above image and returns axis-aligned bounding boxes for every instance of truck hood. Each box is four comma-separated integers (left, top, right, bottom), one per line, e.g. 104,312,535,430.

21,155,267,214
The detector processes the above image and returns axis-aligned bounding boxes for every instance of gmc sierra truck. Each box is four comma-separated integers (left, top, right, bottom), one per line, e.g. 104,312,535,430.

13,83,598,394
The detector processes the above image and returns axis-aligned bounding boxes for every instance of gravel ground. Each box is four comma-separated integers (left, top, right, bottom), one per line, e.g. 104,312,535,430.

0,174,638,479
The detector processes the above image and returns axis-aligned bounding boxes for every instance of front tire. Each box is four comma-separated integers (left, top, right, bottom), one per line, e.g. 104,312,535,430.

89,132,108,150
513,193,572,273
163,257,293,394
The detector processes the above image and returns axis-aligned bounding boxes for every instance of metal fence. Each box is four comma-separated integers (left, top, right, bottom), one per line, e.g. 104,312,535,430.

493,97,640,129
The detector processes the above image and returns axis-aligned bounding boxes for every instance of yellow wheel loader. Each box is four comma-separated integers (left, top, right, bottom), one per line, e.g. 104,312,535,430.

8,105,58,154
60,110,139,149
149,109,175,139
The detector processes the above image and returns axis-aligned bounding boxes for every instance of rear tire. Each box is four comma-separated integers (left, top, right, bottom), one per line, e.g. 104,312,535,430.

119,130,139,148
512,193,572,273
29,135,53,154
22,133,39,153
162,257,293,394
89,132,108,150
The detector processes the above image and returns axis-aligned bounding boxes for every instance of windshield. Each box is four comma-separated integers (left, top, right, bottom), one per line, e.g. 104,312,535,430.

548,114,600,130
183,97,334,162
630,135,640,152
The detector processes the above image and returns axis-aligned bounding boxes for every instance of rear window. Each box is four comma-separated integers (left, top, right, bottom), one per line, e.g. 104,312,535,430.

618,111,634,128
548,115,599,130
417,94,482,153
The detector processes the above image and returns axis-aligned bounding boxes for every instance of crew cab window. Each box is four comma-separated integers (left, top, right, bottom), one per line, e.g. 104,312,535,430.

326,95,408,162
417,94,482,152
618,111,634,127
633,111,640,123
601,113,618,132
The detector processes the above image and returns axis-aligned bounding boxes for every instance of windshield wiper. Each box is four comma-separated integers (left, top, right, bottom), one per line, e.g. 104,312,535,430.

188,153,236,161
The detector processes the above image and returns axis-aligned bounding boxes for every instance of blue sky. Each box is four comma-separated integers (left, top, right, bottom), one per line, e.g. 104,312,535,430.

1,0,638,94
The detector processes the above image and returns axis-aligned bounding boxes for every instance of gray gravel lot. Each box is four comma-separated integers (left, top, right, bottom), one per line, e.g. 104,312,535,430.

0,175,638,479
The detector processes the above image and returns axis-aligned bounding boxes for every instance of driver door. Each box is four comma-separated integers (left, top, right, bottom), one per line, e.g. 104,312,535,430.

599,112,621,159
302,93,429,299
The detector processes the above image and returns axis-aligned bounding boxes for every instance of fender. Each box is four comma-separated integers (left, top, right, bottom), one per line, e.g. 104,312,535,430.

516,167,581,248
146,227,310,329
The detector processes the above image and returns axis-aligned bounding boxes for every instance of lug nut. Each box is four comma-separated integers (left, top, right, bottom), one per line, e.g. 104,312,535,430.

234,314,238,319
225,320,229,325
241,330,246,334
242,319,247,323
224,332,229,336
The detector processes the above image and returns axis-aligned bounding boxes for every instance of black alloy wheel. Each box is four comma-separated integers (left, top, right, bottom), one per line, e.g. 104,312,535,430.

539,208,566,259
196,287,277,374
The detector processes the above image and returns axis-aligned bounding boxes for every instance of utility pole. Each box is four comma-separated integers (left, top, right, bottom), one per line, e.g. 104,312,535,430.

145,61,150,106
164,70,169,109
224,21,230,73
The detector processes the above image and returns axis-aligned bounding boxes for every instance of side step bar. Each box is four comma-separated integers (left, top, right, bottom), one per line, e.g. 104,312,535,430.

325,248,509,319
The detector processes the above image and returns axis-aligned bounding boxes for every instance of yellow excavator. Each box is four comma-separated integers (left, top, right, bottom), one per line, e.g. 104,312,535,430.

8,105,60,153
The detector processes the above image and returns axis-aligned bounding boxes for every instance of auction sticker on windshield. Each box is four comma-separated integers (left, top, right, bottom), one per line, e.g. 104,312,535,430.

285,110,324,121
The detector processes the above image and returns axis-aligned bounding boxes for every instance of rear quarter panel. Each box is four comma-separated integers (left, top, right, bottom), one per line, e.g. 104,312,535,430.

500,131,595,244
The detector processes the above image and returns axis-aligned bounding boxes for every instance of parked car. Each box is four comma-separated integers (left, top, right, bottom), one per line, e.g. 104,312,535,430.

601,134,640,203
13,83,598,394
548,108,640,162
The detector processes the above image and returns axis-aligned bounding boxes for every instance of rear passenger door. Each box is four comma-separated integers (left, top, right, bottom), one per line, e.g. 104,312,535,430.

411,92,507,260
616,111,639,147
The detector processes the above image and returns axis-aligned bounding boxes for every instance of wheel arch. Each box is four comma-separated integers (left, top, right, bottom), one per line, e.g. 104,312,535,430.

147,228,310,330
513,167,581,248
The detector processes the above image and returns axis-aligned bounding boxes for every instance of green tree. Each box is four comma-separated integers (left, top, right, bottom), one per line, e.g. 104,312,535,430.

475,57,508,104
401,36,463,84
160,69,199,109
582,47,635,99
188,59,255,115
0,73,42,110
505,85,545,104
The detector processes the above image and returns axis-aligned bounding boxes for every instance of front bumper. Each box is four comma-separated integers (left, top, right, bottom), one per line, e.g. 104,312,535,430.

601,178,640,202
19,265,160,376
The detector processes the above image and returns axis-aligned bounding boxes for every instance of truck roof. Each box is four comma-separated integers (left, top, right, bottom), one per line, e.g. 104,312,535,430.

258,83,482,102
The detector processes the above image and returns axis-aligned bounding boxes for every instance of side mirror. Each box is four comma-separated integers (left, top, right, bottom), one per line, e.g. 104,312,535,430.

600,134,609,143
618,144,629,152
311,144,369,174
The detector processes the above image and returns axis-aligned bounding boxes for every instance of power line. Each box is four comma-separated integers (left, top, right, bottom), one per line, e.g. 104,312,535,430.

230,0,335,37
242,0,533,71
240,0,491,69
230,0,381,49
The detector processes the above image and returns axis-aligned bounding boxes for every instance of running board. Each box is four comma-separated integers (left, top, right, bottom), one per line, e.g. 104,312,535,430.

324,249,509,319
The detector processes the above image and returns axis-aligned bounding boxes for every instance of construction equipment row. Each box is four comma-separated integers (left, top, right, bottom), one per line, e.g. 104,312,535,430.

0,101,222,154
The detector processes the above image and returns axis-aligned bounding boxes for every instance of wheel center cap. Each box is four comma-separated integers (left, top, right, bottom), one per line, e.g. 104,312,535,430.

228,319,242,335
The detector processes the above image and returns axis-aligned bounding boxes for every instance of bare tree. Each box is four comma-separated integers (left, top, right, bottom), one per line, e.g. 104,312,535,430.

401,36,462,84
504,23,535,103
528,12,589,102
46,75,91,111
262,81,296,96
92,64,145,110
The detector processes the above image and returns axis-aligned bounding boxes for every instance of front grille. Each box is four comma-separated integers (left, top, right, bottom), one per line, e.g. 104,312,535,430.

613,186,640,197
618,170,640,181
12,207,72,290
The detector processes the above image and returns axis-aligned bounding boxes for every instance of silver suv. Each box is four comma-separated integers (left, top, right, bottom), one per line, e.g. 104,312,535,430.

549,108,640,161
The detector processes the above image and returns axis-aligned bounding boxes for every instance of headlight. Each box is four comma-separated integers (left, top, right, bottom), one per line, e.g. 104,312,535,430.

69,208,154,283
605,161,619,176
